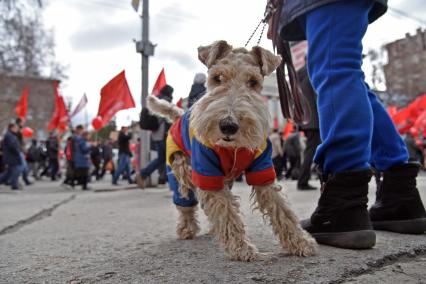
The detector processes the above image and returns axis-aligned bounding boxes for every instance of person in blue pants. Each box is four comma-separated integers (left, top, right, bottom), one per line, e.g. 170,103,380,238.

0,123,23,190
275,0,426,249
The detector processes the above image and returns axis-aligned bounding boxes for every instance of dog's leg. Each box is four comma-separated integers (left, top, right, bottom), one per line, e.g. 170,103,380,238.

176,205,200,239
198,188,258,261
252,184,318,256
170,152,193,199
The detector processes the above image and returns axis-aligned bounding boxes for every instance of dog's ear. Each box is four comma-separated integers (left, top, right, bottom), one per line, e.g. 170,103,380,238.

250,46,282,76
198,40,233,68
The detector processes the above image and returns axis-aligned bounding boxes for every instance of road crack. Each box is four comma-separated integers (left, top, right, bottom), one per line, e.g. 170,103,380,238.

329,245,426,284
0,194,76,236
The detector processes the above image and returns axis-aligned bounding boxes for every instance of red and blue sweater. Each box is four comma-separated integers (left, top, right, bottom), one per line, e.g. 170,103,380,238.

166,111,276,191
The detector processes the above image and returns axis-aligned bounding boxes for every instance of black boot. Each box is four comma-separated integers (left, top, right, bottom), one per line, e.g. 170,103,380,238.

369,162,426,234
301,169,376,249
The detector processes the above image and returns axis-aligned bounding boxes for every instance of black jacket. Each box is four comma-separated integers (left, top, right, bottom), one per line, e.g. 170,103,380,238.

118,132,132,156
279,0,388,41
188,83,206,108
2,131,21,166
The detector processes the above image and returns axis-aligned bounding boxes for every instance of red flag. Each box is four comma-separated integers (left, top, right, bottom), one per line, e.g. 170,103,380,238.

392,94,426,134
283,120,294,139
176,98,183,109
151,68,166,96
94,70,135,130
386,105,397,118
48,81,69,132
70,93,88,118
15,87,29,120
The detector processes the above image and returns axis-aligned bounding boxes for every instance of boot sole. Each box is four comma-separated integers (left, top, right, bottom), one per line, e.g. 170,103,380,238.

372,218,426,234
311,230,376,249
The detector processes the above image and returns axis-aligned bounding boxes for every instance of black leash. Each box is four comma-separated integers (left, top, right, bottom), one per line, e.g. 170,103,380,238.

245,0,311,126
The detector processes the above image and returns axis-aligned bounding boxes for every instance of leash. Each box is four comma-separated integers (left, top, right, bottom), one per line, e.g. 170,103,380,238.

245,0,311,126
244,1,275,47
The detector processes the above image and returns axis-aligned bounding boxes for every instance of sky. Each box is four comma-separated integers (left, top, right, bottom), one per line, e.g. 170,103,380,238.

42,0,426,128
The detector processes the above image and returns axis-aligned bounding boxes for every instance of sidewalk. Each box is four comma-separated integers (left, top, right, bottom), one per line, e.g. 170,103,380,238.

0,175,424,283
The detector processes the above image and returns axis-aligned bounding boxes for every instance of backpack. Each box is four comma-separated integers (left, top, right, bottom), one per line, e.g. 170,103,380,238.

139,107,159,131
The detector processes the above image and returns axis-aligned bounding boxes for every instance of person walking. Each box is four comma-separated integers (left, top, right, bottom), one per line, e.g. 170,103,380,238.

16,118,31,185
187,73,207,108
271,0,426,248
90,140,102,180
63,135,76,188
136,85,173,188
73,130,91,190
296,66,321,190
0,123,24,190
27,139,42,180
46,132,59,181
101,140,114,178
112,126,134,185
284,129,302,180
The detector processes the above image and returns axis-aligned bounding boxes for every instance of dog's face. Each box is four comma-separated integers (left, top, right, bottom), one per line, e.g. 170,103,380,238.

190,41,282,150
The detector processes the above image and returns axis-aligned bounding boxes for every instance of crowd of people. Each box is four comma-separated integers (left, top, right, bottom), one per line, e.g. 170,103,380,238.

0,73,209,191
1,68,425,193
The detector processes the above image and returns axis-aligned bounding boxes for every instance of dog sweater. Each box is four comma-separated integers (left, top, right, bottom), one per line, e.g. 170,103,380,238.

166,111,276,191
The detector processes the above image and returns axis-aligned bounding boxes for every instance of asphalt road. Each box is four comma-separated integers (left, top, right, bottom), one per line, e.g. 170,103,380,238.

0,175,425,283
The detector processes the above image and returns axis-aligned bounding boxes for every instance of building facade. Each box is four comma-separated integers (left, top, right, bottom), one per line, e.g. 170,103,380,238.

384,28,426,100
0,73,58,139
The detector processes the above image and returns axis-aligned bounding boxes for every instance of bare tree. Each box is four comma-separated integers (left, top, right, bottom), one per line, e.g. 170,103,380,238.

366,47,386,90
0,0,67,80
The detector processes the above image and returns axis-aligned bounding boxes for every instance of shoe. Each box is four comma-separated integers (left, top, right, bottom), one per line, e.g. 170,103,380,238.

297,183,317,190
369,162,426,234
301,169,376,249
136,174,145,189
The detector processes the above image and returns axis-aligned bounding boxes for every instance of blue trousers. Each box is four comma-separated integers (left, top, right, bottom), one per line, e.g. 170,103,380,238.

167,166,198,207
112,153,132,184
140,140,166,178
0,164,22,189
298,0,408,175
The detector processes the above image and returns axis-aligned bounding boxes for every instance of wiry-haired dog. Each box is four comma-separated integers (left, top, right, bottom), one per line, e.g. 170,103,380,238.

148,40,317,261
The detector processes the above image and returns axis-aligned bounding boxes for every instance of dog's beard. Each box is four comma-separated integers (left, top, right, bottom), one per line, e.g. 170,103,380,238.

191,90,270,151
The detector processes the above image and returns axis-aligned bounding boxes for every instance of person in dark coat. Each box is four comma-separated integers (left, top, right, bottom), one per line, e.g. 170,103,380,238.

46,132,59,181
284,129,301,180
73,131,92,190
101,140,114,178
112,126,133,185
90,141,102,180
274,0,425,249
137,85,173,188
296,66,321,190
15,118,31,185
0,123,23,190
27,139,42,180
187,73,206,108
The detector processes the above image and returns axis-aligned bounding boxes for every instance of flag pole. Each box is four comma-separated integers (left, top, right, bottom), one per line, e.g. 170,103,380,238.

136,0,155,185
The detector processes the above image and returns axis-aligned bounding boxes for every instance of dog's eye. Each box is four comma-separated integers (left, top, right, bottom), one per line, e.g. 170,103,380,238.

213,75,221,84
248,78,258,88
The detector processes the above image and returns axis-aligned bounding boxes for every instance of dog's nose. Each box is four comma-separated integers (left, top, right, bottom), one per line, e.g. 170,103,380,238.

219,118,239,135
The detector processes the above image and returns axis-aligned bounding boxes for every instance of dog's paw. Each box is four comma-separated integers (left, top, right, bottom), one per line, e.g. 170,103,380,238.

229,243,259,261
177,227,197,240
286,234,318,257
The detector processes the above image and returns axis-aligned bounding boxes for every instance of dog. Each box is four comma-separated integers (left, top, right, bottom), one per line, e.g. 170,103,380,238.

148,40,317,261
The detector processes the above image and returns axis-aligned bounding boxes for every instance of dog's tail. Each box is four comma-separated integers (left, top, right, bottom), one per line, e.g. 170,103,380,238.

147,95,184,123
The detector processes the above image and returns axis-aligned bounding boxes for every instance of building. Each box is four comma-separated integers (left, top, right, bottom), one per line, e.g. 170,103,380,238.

384,28,426,100
0,73,58,139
